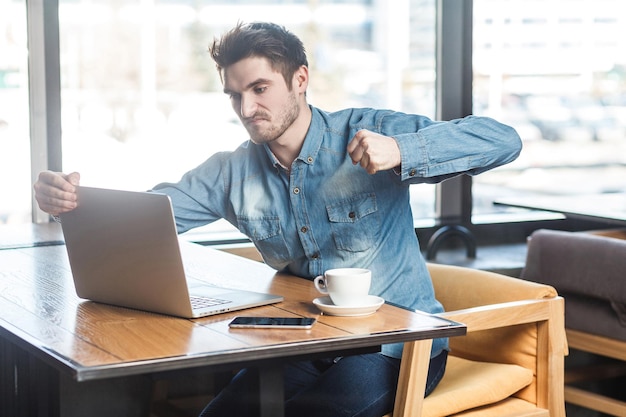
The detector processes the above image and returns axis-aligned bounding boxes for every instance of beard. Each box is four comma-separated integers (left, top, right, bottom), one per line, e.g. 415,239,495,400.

244,91,300,145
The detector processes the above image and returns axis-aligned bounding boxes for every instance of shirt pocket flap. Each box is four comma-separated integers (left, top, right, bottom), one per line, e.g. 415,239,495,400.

326,193,377,223
237,216,281,241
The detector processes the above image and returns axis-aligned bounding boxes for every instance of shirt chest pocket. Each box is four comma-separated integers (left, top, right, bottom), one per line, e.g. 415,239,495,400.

236,216,292,268
326,193,380,252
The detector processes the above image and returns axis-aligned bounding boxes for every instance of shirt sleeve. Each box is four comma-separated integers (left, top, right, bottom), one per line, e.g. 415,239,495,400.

388,114,522,184
151,152,231,234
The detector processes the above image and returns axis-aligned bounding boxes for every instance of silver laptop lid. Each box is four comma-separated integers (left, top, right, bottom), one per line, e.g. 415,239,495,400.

60,187,197,316
60,186,282,318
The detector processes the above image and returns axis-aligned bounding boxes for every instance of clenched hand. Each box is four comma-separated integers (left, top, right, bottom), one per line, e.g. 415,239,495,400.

346,129,401,175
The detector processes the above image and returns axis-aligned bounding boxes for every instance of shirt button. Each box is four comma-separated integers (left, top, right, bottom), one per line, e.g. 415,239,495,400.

348,211,356,219
312,253,319,259
307,156,313,163
293,187,300,194
300,226,308,233
409,168,417,177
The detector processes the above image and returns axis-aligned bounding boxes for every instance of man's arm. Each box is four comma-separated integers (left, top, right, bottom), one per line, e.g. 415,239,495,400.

379,114,522,183
346,114,521,181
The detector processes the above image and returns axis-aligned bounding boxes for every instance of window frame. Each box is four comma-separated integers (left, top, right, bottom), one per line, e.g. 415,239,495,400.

27,0,62,223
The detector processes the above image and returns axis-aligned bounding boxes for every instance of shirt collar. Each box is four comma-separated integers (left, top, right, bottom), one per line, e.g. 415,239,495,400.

298,106,324,166
263,105,323,170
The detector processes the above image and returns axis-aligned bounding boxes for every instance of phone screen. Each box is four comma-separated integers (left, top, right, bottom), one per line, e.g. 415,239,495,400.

228,316,316,329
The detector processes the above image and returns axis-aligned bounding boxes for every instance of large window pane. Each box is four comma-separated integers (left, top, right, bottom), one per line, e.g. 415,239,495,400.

473,0,626,219
57,0,437,235
0,0,30,224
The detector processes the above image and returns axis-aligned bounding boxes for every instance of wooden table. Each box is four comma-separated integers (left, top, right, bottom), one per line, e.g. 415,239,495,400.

0,224,465,417
0,221,64,249
494,192,626,226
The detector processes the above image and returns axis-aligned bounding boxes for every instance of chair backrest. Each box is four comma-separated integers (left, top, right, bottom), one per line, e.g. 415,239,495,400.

428,263,560,406
521,229,626,341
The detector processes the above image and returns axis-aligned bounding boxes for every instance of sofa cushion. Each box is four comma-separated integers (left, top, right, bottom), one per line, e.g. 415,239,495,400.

522,229,626,304
561,292,626,341
522,229,626,340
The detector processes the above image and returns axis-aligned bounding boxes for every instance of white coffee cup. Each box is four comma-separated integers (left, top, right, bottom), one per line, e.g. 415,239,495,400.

313,268,371,307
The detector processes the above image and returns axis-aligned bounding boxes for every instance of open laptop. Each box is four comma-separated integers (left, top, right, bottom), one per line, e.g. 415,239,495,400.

59,186,283,318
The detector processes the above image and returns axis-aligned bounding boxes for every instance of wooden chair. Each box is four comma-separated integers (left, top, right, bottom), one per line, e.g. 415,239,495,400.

521,228,626,416
387,263,566,417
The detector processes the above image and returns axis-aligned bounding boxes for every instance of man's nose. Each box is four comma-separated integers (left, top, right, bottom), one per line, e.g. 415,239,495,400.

240,95,257,118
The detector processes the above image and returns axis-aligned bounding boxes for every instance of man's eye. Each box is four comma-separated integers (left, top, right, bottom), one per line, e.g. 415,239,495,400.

254,86,267,94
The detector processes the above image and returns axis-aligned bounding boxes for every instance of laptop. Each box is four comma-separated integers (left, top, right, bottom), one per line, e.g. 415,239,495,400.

59,186,283,318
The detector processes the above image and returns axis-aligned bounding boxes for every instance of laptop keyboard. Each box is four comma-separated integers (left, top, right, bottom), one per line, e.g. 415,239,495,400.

190,295,231,310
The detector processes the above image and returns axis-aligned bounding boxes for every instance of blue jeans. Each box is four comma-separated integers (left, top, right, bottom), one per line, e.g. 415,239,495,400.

199,350,448,417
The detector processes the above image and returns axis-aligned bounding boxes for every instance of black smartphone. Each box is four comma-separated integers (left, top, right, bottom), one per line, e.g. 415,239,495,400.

228,316,316,329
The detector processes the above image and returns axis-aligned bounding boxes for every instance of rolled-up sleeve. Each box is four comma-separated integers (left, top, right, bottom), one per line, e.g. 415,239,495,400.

390,115,522,183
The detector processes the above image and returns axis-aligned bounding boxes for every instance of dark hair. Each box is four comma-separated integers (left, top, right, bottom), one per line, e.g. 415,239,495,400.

209,22,308,87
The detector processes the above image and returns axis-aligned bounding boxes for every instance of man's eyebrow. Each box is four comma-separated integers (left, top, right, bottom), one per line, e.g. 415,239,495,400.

246,78,271,90
223,78,272,95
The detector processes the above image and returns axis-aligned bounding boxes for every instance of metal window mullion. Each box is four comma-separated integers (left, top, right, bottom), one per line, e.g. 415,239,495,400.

435,0,473,225
27,0,62,223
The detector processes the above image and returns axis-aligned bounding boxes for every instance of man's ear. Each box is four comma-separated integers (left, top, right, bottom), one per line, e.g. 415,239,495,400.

293,65,309,93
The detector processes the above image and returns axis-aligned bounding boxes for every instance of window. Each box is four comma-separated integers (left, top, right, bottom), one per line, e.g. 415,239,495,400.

472,0,626,220
16,1,618,238
0,0,30,224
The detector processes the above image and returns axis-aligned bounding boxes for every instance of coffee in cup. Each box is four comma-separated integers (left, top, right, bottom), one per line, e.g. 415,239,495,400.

313,268,371,306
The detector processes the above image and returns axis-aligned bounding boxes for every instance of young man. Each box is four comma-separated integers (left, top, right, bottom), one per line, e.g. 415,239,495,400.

34,22,522,417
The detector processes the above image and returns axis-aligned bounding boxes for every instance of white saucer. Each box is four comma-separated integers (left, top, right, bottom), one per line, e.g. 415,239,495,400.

313,295,385,317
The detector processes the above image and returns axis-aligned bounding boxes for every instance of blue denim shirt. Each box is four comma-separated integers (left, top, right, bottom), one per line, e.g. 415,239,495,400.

153,106,522,358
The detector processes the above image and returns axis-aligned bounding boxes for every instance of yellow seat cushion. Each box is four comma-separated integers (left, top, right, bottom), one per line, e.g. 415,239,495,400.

422,356,534,417
450,397,541,416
